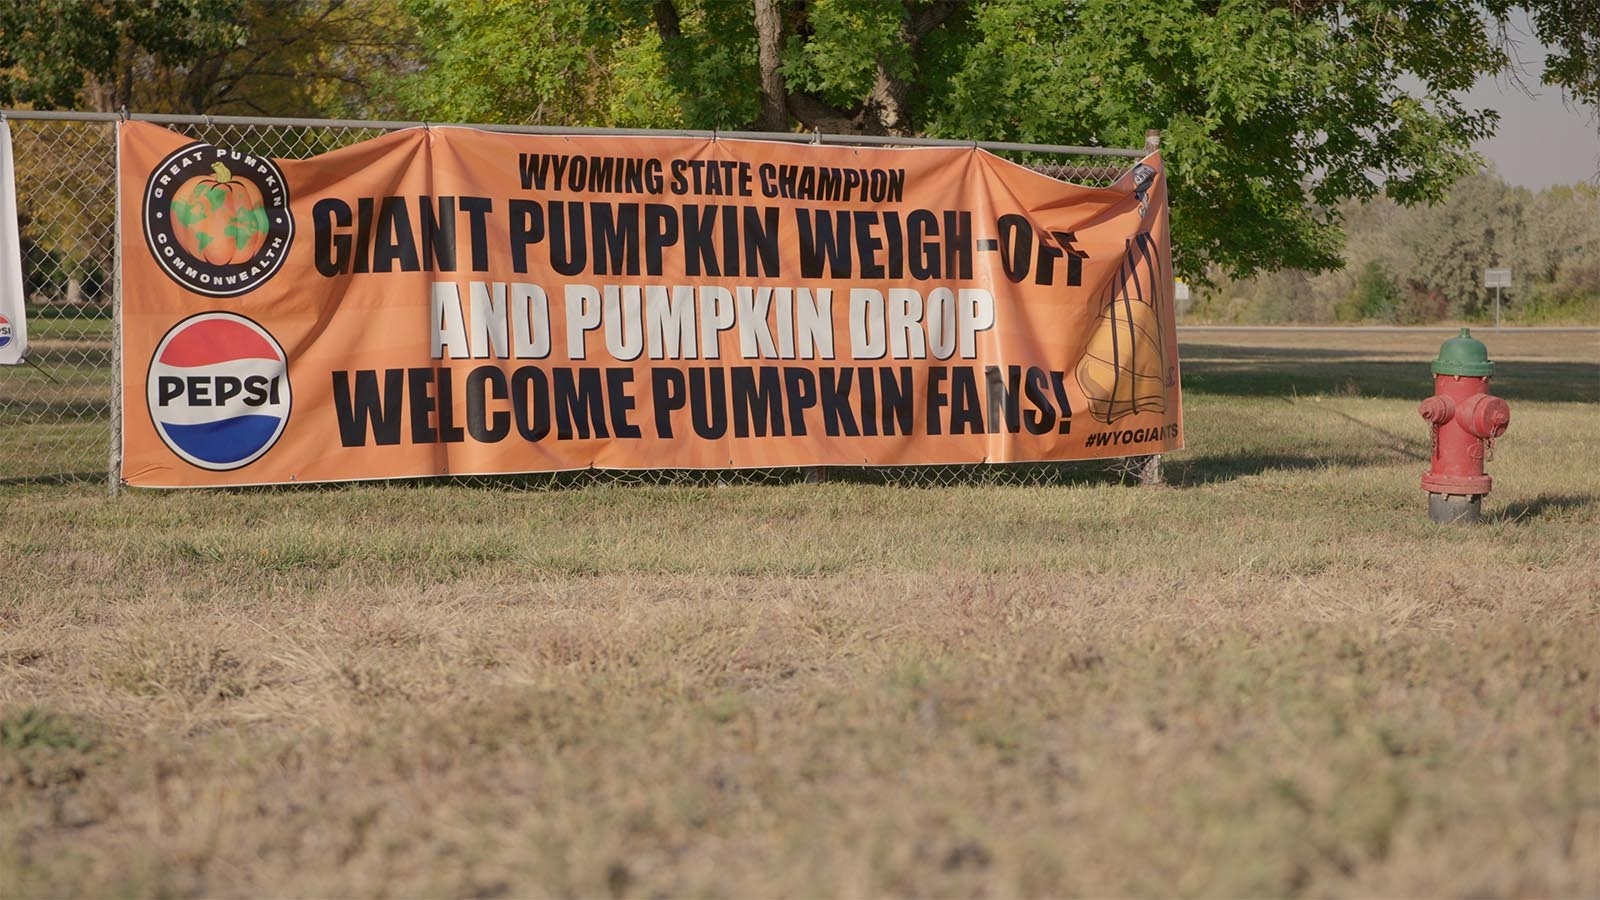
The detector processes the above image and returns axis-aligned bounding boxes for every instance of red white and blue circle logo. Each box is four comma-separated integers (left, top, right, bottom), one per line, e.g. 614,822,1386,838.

0,314,12,349
146,313,291,470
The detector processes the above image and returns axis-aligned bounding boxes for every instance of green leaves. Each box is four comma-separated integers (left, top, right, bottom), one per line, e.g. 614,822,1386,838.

387,1,1585,282
781,0,905,102
0,0,247,110
929,0,1530,280
395,0,687,128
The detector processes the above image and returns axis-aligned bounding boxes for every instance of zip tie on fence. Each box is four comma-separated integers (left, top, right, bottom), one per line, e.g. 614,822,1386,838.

118,105,129,122
812,128,822,145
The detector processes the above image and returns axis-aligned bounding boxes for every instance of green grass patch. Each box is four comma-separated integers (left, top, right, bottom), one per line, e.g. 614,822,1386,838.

0,707,94,754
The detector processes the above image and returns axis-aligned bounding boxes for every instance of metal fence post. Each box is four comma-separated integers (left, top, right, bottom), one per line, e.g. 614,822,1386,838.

108,120,122,496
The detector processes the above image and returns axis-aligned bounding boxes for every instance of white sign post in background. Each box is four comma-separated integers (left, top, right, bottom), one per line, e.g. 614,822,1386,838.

0,116,29,365
1484,267,1511,328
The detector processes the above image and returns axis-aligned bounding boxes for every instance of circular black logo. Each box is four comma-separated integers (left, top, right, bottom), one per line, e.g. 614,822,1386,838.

143,143,293,297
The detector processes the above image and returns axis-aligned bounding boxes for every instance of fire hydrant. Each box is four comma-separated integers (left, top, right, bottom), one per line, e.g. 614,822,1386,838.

1419,328,1510,523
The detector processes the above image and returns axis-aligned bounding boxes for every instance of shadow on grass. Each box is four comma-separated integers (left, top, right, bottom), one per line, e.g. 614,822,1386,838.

1182,343,1412,362
1318,406,1431,461
1165,450,1404,487
1182,346,1598,403
1492,493,1598,524
86,461,1136,495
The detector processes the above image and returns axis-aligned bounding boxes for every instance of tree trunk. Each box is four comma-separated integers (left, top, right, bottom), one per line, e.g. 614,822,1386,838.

753,0,788,132
857,65,912,136
652,1,682,42
850,2,961,136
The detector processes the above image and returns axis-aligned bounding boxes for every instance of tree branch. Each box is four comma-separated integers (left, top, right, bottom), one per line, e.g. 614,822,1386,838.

854,0,963,136
785,91,859,135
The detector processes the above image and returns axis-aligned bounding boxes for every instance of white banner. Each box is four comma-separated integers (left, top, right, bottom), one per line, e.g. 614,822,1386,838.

0,117,28,364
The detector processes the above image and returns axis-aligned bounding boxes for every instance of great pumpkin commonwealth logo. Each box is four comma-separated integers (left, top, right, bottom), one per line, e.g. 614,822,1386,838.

143,143,293,297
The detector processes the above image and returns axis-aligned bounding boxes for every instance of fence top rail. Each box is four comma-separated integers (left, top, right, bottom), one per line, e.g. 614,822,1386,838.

0,108,1148,159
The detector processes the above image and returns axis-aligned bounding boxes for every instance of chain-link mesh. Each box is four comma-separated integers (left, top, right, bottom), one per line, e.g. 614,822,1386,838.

0,115,1156,489
2,119,118,482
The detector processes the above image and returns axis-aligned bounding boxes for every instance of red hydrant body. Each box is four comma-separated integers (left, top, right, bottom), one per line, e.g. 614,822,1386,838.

1420,329,1510,523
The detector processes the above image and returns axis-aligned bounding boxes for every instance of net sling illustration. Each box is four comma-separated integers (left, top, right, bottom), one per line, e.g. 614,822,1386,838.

1075,228,1173,425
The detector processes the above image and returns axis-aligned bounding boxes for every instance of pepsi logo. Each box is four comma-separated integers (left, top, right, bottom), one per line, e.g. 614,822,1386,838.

0,314,11,349
146,313,291,470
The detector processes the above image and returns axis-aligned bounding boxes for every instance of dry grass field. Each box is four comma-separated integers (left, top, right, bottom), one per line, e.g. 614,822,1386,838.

2,328,1597,897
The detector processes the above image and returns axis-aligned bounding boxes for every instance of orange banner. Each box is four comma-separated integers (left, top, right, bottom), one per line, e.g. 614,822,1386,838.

118,121,1182,487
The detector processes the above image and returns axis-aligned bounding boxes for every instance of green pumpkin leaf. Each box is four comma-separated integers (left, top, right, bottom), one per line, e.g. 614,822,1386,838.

224,205,269,251
195,231,213,251
171,199,208,227
204,185,227,212
223,222,252,250
187,183,214,214
232,206,265,231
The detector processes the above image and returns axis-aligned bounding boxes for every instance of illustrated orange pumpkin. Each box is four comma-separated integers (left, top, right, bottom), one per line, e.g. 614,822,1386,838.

169,162,269,265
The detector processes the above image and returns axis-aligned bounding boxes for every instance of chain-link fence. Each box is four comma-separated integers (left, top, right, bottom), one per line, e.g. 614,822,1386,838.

0,112,1158,490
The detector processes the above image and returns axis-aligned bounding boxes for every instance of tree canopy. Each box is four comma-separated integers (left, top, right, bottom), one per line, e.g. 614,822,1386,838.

2,0,1595,281
0,0,413,116
391,0,1596,280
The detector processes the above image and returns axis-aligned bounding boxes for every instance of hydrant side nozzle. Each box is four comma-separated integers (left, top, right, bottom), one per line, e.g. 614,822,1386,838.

1419,395,1455,425
1459,393,1511,439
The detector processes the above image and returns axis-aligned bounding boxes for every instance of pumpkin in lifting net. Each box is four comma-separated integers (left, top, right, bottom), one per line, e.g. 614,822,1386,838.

1075,295,1167,424
169,162,269,265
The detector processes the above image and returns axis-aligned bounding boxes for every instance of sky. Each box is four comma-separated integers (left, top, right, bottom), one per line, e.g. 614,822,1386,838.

1464,27,1598,189
1468,73,1598,189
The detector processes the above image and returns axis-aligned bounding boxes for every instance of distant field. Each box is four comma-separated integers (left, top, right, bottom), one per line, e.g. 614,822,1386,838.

1,328,1596,897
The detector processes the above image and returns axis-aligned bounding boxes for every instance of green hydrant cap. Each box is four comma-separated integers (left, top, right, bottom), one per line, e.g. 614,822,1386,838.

1431,328,1494,377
